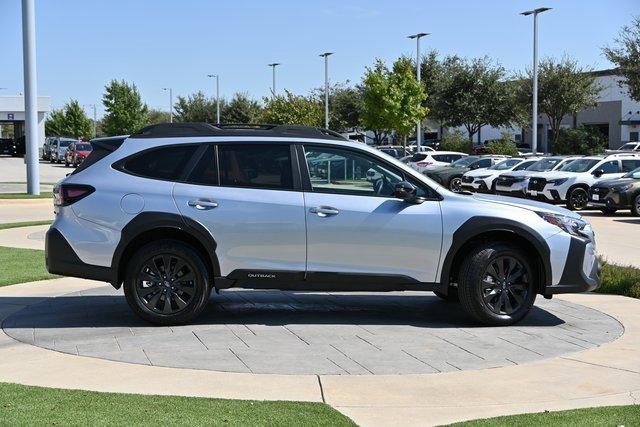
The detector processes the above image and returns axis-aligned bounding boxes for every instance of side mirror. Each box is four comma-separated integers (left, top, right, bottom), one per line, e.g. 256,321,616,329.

593,169,604,178
394,181,424,204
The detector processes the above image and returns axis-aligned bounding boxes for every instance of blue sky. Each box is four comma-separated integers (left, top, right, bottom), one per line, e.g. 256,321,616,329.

1,0,637,117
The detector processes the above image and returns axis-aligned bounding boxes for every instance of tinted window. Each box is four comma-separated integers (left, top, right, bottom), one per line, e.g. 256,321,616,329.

471,159,492,169
75,144,92,151
187,145,218,186
622,159,640,172
599,160,619,174
490,159,521,170
218,144,292,189
124,145,198,180
526,158,561,171
513,160,536,171
411,153,428,162
451,156,478,167
59,141,71,147
560,159,599,172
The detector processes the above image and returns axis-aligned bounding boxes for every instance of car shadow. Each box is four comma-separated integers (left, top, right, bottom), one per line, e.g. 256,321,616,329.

0,289,565,331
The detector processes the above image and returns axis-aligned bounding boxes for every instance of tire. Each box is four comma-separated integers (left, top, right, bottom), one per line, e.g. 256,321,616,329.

434,287,459,302
632,194,640,217
457,242,537,326
123,240,211,325
449,176,463,192
64,159,69,167
599,207,617,215
566,187,589,211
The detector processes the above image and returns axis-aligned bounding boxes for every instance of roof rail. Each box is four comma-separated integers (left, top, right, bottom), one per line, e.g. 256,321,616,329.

603,151,640,158
129,122,348,141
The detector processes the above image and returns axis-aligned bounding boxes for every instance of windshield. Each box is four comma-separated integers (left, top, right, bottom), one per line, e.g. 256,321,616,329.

623,166,640,179
450,156,479,167
560,158,600,173
489,159,521,170
75,144,92,151
525,158,562,171
59,141,72,147
620,143,638,150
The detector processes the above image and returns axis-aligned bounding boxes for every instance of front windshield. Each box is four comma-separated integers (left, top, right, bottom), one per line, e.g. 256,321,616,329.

450,156,479,167
559,158,600,173
489,159,521,170
620,143,637,150
59,141,72,147
75,144,92,151
623,166,640,179
525,158,562,172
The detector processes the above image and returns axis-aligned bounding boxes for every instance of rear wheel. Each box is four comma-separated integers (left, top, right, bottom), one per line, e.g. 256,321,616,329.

632,194,640,217
566,187,589,210
458,242,537,326
124,240,211,325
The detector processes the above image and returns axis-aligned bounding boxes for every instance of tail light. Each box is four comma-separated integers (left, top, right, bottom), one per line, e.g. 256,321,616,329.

54,184,95,207
417,161,432,167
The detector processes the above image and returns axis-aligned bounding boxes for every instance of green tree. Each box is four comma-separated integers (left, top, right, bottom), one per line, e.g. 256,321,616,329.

517,57,600,150
259,91,323,126
45,100,92,139
101,80,149,135
147,108,171,125
485,133,519,156
174,91,221,124
440,129,471,153
555,126,607,155
222,92,261,124
603,17,640,101
45,108,66,136
361,60,394,144
387,56,428,146
313,82,363,132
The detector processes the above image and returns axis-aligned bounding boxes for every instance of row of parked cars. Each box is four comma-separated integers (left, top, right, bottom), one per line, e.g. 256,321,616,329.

41,136,93,167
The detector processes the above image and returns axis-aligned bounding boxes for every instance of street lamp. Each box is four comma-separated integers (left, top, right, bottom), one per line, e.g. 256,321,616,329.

319,52,333,129
162,87,173,123
268,63,281,99
408,33,429,151
207,74,220,124
521,7,552,155
85,104,97,137
21,0,40,195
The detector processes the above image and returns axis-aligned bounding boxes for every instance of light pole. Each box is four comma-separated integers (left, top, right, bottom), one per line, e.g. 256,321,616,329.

268,63,280,99
21,0,39,195
85,104,97,138
162,87,173,123
207,74,220,124
319,52,333,129
408,33,429,152
521,7,551,155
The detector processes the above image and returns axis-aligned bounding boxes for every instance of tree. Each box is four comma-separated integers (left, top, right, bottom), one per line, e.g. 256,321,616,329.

259,91,323,126
45,108,66,136
485,134,519,156
174,91,221,124
45,100,92,139
517,57,600,150
603,17,640,101
222,92,261,124
312,82,363,132
555,126,607,155
147,108,171,125
101,80,149,135
361,60,394,144
387,57,428,145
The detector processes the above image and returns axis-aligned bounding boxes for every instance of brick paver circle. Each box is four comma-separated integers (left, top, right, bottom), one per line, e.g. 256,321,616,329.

3,286,622,375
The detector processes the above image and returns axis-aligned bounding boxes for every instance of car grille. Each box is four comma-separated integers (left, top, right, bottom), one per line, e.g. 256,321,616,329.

528,177,547,191
497,176,517,187
461,176,474,183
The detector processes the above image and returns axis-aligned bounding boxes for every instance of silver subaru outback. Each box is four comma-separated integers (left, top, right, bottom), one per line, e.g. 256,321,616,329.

46,123,599,326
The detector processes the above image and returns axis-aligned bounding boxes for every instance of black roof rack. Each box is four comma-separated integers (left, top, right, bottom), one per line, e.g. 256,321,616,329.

129,122,347,141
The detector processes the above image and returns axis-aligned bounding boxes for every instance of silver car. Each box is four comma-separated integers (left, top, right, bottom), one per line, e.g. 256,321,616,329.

46,123,600,326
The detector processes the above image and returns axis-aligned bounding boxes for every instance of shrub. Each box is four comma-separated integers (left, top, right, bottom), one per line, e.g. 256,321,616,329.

597,259,640,299
554,126,607,155
485,134,519,156
441,130,471,153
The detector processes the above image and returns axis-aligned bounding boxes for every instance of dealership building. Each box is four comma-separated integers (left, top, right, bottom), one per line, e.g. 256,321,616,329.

0,95,50,146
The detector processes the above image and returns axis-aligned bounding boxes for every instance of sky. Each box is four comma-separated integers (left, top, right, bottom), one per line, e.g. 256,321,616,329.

1,0,637,118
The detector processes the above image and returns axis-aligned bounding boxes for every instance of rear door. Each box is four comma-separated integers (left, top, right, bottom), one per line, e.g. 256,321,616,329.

172,143,307,279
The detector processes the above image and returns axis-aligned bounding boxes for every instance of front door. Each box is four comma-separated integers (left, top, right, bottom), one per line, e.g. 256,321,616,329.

301,145,442,284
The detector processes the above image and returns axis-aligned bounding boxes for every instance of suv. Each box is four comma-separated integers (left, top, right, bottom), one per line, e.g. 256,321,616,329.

425,155,508,192
50,138,75,163
495,156,581,198
408,151,467,173
589,166,640,216
46,123,599,326
461,157,539,193
526,153,640,210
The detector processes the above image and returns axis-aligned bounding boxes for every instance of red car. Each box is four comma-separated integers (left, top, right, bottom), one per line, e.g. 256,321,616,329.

64,142,93,167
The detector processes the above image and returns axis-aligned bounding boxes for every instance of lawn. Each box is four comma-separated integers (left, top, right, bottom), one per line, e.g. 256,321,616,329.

0,192,53,199
0,246,58,286
0,220,52,230
0,382,355,426
597,259,640,299
452,405,640,426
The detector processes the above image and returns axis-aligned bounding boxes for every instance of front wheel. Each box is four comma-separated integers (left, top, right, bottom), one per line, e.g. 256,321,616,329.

566,187,589,211
632,194,640,217
449,177,463,192
124,240,211,325
458,242,537,326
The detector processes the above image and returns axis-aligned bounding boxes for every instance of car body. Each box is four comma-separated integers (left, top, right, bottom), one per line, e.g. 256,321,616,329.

526,153,640,210
64,142,93,167
612,142,640,152
425,155,509,192
495,156,581,198
8,135,25,157
461,157,540,193
50,138,75,163
407,151,468,174
589,166,640,216
46,123,599,327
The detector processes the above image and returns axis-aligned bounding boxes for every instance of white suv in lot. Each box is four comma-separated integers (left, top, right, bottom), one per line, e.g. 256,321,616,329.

46,123,599,326
461,157,539,193
526,153,640,210
408,151,467,173
495,156,581,198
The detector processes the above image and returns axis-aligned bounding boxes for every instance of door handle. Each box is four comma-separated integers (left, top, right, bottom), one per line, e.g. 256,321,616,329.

187,199,218,210
309,206,339,217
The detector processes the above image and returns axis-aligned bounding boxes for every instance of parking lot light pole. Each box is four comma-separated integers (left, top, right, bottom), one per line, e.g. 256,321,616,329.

162,87,173,123
207,74,220,124
21,0,39,195
268,63,280,99
408,33,429,152
319,52,333,129
86,104,97,138
521,7,551,155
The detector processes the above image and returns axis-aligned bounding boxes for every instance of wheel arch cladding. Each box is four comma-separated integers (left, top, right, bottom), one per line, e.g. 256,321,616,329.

112,212,220,289
440,216,551,294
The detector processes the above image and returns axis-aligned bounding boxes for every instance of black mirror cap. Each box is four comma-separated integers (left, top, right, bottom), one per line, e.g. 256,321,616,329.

593,169,604,177
394,181,424,204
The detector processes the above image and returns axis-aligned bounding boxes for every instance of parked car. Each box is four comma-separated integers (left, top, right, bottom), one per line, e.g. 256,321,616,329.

461,157,539,193
611,142,640,152
495,156,582,198
50,138,74,163
8,136,25,157
42,137,75,161
526,153,640,210
408,151,468,174
64,142,93,167
0,137,12,155
376,145,410,159
46,122,599,326
589,166,640,215
425,155,508,192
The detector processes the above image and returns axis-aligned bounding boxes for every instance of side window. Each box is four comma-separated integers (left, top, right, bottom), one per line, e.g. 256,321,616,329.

475,159,492,168
123,144,198,181
599,160,619,174
218,144,293,190
187,145,218,186
432,154,450,162
622,159,640,172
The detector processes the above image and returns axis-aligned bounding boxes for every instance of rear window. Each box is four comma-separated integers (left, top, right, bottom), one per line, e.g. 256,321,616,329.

123,145,199,181
411,153,428,162
622,159,640,172
72,137,127,175
218,144,293,190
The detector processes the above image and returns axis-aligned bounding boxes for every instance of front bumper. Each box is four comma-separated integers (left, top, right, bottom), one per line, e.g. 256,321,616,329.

46,227,113,283
545,236,600,295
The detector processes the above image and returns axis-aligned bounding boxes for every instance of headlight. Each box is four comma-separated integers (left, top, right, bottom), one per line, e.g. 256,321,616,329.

612,184,633,192
474,175,491,180
537,212,589,239
550,178,568,186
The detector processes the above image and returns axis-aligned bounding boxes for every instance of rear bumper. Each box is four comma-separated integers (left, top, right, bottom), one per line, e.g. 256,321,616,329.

545,236,600,295
45,227,114,283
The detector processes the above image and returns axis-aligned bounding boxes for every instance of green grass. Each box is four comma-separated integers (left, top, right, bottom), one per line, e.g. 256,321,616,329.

0,220,52,230
0,382,355,426
597,258,640,299
0,246,58,286
0,192,52,199
452,405,640,426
